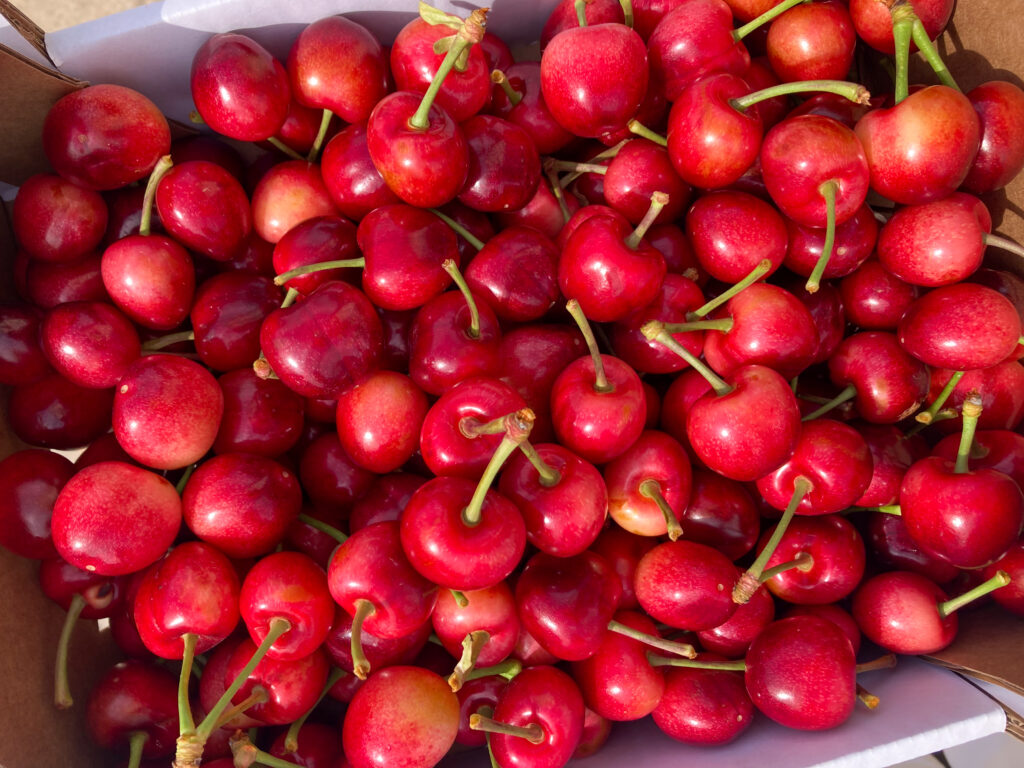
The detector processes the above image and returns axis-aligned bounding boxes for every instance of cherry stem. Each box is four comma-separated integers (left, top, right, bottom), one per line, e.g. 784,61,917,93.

641,320,732,396
626,191,669,248
410,8,487,130
140,154,173,237
350,598,376,680
517,439,562,487
566,299,612,393
450,589,470,607
229,732,301,768
646,652,746,671
688,259,773,319
733,0,806,40
465,658,523,683
856,653,898,675
857,683,881,710
547,158,609,176
638,478,683,541
142,330,195,352
916,371,965,425
759,551,814,583
491,69,523,106
273,258,366,286
619,0,634,28
734,476,812,604
283,666,346,752
443,259,481,339
126,731,149,768
461,412,515,438
462,410,535,527
297,513,348,545
848,504,903,515
911,18,959,90
175,464,196,496
430,207,486,251
627,119,668,147
891,2,914,104
449,630,491,692
732,80,871,112
177,633,197,733
552,142,628,194
661,318,734,334
211,687,268,731
954,392,984,474
801,384,857,422
983,233,1024,260
470,714,544,744
280,288,300,309
307,109,334,162
54,593,86,709
607,619,696,658
938,570,1011,619
266,137,305,162
805,179,840,294
575,0,589,27
194,617,292,740
545,168,572,224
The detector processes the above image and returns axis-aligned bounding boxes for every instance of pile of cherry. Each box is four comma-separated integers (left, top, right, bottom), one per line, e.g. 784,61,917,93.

4,0,1024,766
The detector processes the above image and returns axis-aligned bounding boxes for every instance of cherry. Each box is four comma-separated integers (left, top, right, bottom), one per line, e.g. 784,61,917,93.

489,61,575,155
926,363,1024,436
297,431,375,510
320,122,402,221
349,474,428,533
679,468,761,561
191,272,282,373
866,511,961,585
696,585,775,658
268,723,345,768
602,139,691,224
651,654,754,746
43,84,171,190
0,305,52,386
848,0,954,55
102,234,195,331
7,373,114,450
12,174,108,263
432,581,520,674
325,603,432,679
218,640,330,725
856,423,930,508
540,0,625,48
458,114,541,212
272,215,361,299
686,190,787,283
932,429,1024,489
634,539,739,631
51,461,181,576
839,258,922,331
190,33,290,141
604,430,691,539
0,448,74,560
250,160,339,244
784,203,878,284
963,80,1024,193
182,453,301,559
766,0,856,82
40,301,140,390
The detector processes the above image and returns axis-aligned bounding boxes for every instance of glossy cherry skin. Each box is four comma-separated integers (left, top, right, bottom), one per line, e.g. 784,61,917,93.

132,541,240,658
288,15,388,123
366,92,469,209
898,283,1022,371
877,197,986,287
419,376,528,479
0,305,52,386
933,430,1024,489
240,550,334,661
757,419,873,516
182,453,301,559
498,443,608,557
86,660,179,760
867,512,961,585
268,723,344,768
260,280,384,400
900,456,1024,569
213,369,304,458
191,272,282,372
745,615,856,730
828,331,931,424
983,542,1024,616
155,160,251,262
854,86,981,205
856,424,930,507
652,654,754,745
687,364,801,482
190,33,290,141
458,114,541,213
839,258,922,330
540,0,624,47
0,449,75,559
12,174,108,262
51,461,181,576
696,585,775,658
222,640,330,725
550,354,646,465
251,160,339,244
320,122,402,221
455,675,509,747
785,203,878,283
648,0,750,102
357,203,458,311
326,604,431,678
570,609,666,721
851,570,957,654
604,430,692,538
271,214,360,298
464,226,560,324
327,521,439,640
603,139,691,224
635,539,739,631
766,0,856,82
432,581,520,668
489,665,585,768
516,549,621,661
349,474,427,534
488,60,575,155
7,373,114,450
336,370,428,474
401,476,527,591
43,84,171,190
685,189,788,283
343,666,459,768
39,301,139,389
963,80,1024,193
298,431,375,510
113,354,223,470
38,556,125,619
101,234,194,331
927,363,1024,436
23,252,107,310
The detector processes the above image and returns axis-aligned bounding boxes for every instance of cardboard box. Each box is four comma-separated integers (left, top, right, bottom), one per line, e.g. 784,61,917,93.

1,1,1022,767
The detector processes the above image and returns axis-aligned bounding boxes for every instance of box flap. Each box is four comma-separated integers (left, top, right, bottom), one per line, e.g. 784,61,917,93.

925,605,1024,698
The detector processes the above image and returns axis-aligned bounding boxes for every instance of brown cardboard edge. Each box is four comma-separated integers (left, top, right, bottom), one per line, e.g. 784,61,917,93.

0,0,53,66
941,673,1024,742
923,605,1024,697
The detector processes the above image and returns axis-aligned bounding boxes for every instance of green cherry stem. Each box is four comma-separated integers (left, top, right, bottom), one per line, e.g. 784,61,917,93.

607,620,696,658
954,393,984,474
627,119,668,146
759,551,814,582
916,371,965,425
641,320,733,396
801,384,857,422
177,633,198,733
465,658,523,683
282,667,347,752
619,0,634,28
230,731,302,768
410,8,488,130
733,0,807,40
983,233,1024,260
910,18,959,91
307,109,334,162
430,208,486,251
266,137,306,162
688,258,773,319
54,593,86,709
566,299,613,393
575,0,589,27
626,191,669,248
211,687,268,731
450,589,470,607
470,714,545,744
297,513,348,545
517,439,562,487
891,1,914,104
856,653,898,675
350,598,376,680
646,652,746,671
462,410,535,527
273,258,366,286
661,318,734,334
805,179,840,294
142,330,196,352
449,630,491,692
938,570,1011,618
491,69,523,106
139,154,173,237
638,478,684,541
443,259,481,339
731,80,871,112
175,464,197,496
126,731,149,768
